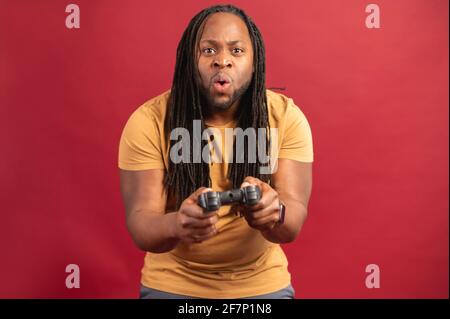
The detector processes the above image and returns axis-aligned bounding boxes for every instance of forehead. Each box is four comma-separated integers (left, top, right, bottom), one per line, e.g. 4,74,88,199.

199,12,251,43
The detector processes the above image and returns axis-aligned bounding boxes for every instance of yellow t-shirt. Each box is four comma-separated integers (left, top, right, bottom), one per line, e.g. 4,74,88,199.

118,89,314,298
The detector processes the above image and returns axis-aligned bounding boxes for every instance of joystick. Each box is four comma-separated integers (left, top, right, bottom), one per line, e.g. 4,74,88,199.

198,185,261,212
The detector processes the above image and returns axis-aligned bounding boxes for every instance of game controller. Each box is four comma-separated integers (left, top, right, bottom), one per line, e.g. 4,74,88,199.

198,185,261,212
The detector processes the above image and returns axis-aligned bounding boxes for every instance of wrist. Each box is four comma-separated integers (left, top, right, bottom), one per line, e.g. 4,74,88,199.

277,199,286,225
259,200,288,243
166,211,180,241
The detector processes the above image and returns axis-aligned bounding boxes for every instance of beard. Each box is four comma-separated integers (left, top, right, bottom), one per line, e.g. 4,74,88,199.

198,78,252,112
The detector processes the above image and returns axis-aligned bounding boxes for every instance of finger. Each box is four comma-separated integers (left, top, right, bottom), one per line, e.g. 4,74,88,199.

183,187,217,219
240,181,252,189
181,202,206,219
240,176,261,189
246,204,278,220
187,187,213,203
190,226,218,243
200,208,220,218
181,198,220,221
242,176,262,187
193,225,217,237
190,214,219,228
247,211,280,227
241,177,277,211
189,187,222,217
246,189,278,212
180,215,203,228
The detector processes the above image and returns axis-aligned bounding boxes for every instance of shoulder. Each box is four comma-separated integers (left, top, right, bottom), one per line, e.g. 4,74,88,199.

266,89,307,125
266,89,292,107
120,89,171,143
132,89,171,124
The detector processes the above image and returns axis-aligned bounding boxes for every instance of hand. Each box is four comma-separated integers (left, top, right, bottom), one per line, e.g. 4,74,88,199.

239,176,282,233
173,187,219,244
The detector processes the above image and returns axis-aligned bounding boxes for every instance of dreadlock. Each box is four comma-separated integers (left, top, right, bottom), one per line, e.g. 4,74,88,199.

164,4,271,209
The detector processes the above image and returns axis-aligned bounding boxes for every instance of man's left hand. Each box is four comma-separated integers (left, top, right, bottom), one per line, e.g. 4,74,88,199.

238,176,282,232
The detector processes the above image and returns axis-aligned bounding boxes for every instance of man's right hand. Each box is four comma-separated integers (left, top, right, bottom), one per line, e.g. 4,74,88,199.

172,187,219,244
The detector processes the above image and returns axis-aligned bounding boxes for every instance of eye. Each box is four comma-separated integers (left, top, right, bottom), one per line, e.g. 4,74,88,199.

202,48,216,55
232,48,244,55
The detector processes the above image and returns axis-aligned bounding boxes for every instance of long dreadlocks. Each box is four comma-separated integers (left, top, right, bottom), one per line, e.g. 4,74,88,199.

164,4,271,209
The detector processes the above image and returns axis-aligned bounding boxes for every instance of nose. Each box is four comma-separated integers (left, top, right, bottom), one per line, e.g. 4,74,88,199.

213,52,232,69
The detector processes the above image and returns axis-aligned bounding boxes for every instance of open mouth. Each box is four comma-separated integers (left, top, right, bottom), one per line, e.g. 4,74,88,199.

211,74,232,93
214,78,230,87
212,73,231,85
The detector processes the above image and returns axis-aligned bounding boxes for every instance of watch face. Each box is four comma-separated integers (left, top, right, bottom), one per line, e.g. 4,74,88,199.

279,203,286,224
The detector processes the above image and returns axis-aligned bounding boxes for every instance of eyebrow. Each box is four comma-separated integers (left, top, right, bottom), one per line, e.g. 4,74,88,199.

200,39,245,46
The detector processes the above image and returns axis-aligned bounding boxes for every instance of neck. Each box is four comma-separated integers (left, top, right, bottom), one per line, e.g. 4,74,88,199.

204,99,241,126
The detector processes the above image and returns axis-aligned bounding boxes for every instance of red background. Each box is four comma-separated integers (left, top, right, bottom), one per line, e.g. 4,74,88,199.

0,0,448,298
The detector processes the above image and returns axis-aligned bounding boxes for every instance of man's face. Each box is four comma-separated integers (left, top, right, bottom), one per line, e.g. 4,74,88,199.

196,12,254,111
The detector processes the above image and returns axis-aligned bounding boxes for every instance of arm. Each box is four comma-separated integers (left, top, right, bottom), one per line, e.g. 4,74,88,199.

120,169,180,253
240,159,312,244
120,169,219,253
263,159,312,243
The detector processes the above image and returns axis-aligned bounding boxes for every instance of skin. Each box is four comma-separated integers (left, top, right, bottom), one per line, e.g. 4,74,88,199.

196,12,254,126
120,12,313,252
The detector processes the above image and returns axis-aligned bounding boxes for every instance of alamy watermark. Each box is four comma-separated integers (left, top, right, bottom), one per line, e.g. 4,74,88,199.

365,4,381,29
65,264,80,288
169,120,279,174
65,4,80,29
65,4,380,30
365,264,380,288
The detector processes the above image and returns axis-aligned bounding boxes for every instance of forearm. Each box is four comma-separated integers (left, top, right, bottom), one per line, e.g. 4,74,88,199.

261,199,308,244
127,211,180,253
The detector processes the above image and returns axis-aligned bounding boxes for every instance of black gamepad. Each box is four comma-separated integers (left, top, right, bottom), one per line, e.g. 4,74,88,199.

198,185,261,212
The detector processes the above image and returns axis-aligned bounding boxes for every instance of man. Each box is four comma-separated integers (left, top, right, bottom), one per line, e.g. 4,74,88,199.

118,4,313,299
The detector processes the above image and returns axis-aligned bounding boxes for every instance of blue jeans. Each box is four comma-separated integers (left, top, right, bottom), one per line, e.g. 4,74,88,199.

139,284,295,299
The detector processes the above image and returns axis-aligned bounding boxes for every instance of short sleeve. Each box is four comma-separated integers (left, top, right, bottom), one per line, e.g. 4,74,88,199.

118,106,165,170
278,100,314,163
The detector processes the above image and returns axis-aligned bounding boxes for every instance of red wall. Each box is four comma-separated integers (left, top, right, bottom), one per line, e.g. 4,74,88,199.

0,0,448,298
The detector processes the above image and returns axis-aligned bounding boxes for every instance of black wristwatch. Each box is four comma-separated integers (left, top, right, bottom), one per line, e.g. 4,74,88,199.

278,200,286,225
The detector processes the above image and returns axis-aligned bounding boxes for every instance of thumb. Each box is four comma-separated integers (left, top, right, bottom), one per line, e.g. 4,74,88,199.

189,187,213,202
240,181,252,188
241,176,260,189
